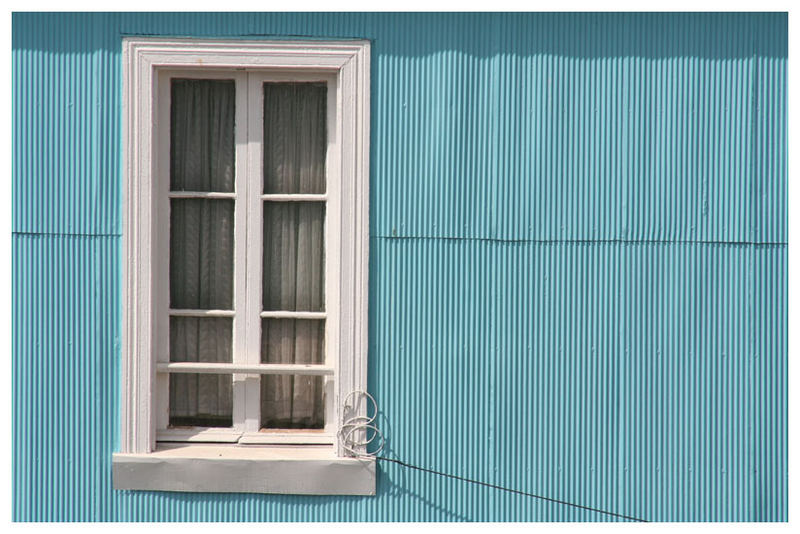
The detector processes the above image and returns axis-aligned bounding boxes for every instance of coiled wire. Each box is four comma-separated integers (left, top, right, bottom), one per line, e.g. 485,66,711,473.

338,390,385,458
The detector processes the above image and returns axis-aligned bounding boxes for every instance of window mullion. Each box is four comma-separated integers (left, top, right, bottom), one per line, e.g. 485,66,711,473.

231,70,250,433
243,71,264,433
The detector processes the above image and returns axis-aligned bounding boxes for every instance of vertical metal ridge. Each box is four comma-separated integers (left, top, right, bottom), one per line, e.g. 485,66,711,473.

13,234,120,520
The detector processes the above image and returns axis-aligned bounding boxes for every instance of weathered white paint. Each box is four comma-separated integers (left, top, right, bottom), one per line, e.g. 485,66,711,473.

113,445,375,495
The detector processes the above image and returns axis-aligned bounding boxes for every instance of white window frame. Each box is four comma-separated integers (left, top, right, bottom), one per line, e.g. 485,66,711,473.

154,69,339,446
115,37,372,495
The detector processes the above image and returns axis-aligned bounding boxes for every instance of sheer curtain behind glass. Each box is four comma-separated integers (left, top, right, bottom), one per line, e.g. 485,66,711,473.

169,79,235,427
261,83,327,429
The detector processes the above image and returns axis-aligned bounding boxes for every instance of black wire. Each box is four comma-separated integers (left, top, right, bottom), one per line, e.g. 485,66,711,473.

375,456,648,523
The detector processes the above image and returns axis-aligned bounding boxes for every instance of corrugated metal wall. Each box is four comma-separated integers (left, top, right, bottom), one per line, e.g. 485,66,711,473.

12,12,787,521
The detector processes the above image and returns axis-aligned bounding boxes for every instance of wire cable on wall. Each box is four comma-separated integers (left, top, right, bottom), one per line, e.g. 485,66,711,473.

339,391,648,523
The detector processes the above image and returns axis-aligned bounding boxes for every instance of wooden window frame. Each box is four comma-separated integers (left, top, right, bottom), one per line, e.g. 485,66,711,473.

119,37,370,461
154,69,339,446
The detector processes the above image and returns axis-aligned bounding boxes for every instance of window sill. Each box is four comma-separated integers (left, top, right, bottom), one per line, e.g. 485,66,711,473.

112,443,375,495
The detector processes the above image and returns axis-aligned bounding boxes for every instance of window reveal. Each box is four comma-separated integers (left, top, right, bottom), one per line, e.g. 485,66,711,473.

160,76,335,441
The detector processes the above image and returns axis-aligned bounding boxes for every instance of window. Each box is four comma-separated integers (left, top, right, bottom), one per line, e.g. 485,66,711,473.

114,38,372,495
157,72,336,445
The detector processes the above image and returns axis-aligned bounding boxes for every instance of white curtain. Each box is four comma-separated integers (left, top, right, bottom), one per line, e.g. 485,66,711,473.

260,83,327,429
169,317,233,427
260,203,325,428
263,83,326,194
170,78,235,192
169,79,235,427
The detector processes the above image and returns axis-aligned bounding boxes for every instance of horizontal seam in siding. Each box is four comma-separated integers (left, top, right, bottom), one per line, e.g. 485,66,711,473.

373,235,788,246
13,231,121,238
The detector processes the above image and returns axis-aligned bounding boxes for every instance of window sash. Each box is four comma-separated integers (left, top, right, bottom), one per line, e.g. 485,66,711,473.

155,69,250,435
245,71,339,436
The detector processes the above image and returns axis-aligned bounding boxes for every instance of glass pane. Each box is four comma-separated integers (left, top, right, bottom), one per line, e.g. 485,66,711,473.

263,83,327,194
261,318,324,364
170,317,232,363
169,317,233,428
262,202,324,311
170,199,234,309
169,374,232,427
170,79,235,192
261,375,324,430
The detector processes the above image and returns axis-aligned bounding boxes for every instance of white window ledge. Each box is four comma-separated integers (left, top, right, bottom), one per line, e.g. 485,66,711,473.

112,444,375,495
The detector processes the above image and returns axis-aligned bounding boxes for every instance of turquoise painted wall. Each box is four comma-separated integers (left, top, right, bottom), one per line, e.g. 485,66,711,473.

12,12,787,521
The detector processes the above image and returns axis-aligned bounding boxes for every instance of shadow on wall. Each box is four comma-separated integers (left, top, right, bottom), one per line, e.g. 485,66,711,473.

378,460,475,522
366,408,476,521
12,12,787,60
